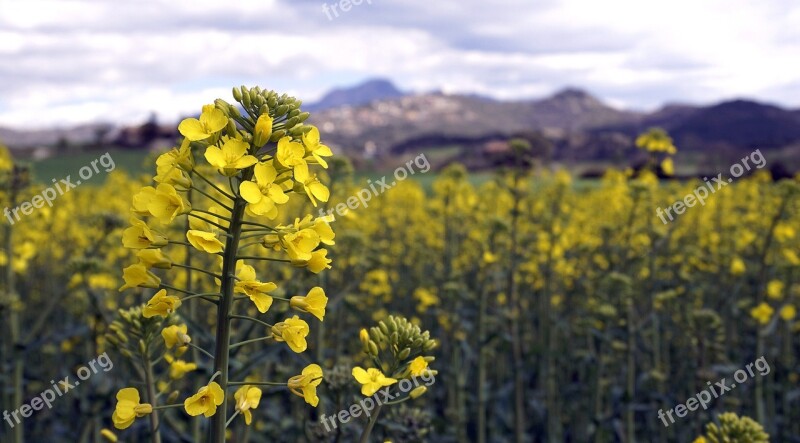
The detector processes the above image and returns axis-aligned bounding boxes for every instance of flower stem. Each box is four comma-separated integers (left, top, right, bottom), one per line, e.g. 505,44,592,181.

358,404,382,443
208,180,248,443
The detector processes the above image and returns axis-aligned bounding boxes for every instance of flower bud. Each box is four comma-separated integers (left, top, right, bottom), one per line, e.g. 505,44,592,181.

226,118,238,138
253,114,274,148
268,129,286,143
409,386,427,399
368,340,379,356
397,348,411,360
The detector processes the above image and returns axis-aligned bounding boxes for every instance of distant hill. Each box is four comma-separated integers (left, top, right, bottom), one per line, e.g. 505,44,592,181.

305,78,406,111
308,87,637,155
3,79,800,172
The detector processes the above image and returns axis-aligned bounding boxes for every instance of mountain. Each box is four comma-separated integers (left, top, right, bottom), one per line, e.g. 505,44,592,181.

3,81,800,172
306,78,406,111
308,88,641,154
596,99,800,150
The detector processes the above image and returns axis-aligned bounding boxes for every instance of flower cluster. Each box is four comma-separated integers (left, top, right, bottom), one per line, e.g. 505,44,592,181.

111,86,334,441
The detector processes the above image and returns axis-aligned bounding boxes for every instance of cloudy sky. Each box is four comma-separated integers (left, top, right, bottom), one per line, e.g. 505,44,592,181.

1,0,799,128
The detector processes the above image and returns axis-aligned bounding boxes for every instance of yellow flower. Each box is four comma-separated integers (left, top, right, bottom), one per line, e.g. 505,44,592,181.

0,146,13,172
131,186,157,217
253,114,274,147
660,157,674,176
483,252,498,264
154,164,192,191
100,428,118,442
780,305,796,321
112,388,152,430
119,263,161,291
767,280,784,300
352,367,397,397
234,386,262,425
205,138,258,176
272,316,310,353
178,104,228,141
750,302,774,325
692,437,707,443
143,289,181,318
187,230,225,254
184,382,225,417
305,249,332,274
409,356,428,377
233,262,277,313
730,257,746,276
157,139,194,172
148,183,191,224
162,324,190,349
288,364,323,407
276,136,308,181
169,360,198,380
283,229,321,261
311,217,335,245
298,174,330,207
137,249,172,269
122,218,168,249
290,287,328,321
301,126,333,168
240,162,289,218
635,128,677,153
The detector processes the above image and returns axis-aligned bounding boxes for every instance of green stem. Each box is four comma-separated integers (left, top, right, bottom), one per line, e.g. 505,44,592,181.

186,342,215,359
358,404,383,443
228,381,286,387
173,263,223,279
229,315,273,329
191,170,236,201
230,335,273,349
235,256,290,263
208,182,248,443
193,186,233,212
143,353,163,443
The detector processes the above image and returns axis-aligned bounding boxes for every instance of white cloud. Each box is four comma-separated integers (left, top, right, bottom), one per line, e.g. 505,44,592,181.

0,0,799,127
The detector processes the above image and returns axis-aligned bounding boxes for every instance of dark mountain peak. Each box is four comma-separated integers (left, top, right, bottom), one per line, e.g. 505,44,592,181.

308,78,405,111
550,87,596,101
706,98,785,113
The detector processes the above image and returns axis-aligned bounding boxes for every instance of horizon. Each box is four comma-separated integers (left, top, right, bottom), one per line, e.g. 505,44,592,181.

2,77,798,132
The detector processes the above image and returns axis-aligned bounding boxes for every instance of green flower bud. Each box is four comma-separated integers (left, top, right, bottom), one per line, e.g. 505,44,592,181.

232,87,242,102
289,125,311,136
240,86,253,109
409,386,427,399
226,118,238,137
368,340,379,356
397,348,411,360
269,130,286,143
